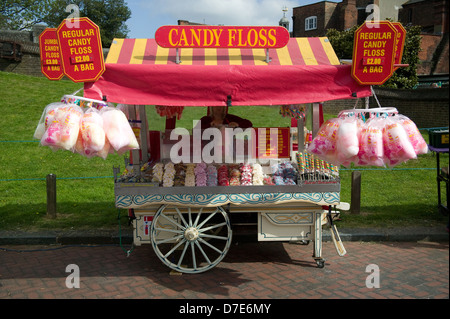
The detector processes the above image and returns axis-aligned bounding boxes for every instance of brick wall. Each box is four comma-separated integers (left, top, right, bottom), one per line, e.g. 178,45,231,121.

0,28,44,77
323,87,449,129
0,52,42,77
435,35,449,74
293,2,331,37
398,0,445,32
293,0,373,37
0,27,109,78
340,0,357,31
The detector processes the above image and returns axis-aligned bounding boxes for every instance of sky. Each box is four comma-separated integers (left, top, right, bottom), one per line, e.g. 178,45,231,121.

125,0,320,38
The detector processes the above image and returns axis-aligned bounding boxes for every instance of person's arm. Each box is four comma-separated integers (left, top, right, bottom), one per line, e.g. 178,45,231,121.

225,114,252,128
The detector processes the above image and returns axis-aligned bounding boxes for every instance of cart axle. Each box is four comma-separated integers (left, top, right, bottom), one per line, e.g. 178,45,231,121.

184,227,199,241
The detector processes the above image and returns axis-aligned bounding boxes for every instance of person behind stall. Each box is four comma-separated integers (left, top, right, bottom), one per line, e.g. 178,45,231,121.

199,106,252,129
195,106,253,162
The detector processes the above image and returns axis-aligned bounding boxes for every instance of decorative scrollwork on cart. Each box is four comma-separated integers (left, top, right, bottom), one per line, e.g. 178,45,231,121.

323,192,341,204
134,194,164,205
115,192,340,208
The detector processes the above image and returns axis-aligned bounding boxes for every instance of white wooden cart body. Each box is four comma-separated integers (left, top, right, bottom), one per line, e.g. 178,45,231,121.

115,180,340,273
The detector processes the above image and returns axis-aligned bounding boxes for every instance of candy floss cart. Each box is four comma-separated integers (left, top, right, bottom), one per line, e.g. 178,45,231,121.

38,22,407,274
81,25,377,274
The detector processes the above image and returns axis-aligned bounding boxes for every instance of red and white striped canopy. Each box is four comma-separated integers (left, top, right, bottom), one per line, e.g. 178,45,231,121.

104,37,340,66
84,37,371,106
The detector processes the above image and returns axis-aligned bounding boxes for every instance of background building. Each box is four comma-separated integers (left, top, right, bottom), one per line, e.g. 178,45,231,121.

399,0,449,79
292,0,448,127
292,0,448,79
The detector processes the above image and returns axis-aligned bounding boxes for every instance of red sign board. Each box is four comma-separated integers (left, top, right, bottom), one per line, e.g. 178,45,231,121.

351,21,398,85
392,22,406,71
252,127,290,159
155,25,290,49
39,28,64,81
56,17,105,82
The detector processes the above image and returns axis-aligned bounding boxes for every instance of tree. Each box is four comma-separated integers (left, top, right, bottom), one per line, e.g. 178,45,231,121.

0,0,52,30
326,25,358,60
382,24,421,89
326,23,422,89
1,0,131,48
44,0,131,48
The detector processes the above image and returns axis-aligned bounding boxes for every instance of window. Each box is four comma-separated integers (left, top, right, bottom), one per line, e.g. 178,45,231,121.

305,16,317,31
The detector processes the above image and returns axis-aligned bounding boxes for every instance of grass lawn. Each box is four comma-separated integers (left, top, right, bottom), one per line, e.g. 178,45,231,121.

0,71,448,231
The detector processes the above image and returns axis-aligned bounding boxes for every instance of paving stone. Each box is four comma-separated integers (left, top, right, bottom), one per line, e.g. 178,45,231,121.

0,240,448,302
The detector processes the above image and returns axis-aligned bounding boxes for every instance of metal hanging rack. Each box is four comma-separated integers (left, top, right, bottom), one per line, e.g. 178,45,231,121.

61,88,109,108
338,86,398,118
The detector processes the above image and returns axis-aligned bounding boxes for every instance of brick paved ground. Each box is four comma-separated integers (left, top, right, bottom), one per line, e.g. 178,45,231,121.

0,240,448,301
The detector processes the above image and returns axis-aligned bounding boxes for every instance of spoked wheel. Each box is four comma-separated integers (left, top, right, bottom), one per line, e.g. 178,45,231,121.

150,205,232,274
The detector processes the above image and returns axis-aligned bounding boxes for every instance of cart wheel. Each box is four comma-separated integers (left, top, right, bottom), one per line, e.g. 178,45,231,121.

150,205,232,274
315,259,325,268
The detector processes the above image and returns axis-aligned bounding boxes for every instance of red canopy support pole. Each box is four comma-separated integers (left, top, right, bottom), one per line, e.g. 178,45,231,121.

139,105,149,163
297,116,305,152
312,102,323,138
165,117,176,130
127,105,142,166
319,103,324,127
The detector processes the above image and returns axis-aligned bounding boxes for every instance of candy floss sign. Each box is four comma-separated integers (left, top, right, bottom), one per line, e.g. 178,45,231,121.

56,17,105,82
155,25,290,48
351,21,398,85
39,28,64,81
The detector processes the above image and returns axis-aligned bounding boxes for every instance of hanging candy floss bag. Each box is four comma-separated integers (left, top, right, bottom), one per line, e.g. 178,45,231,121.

335,115,363,167
57,105,83,151
307,118,340,164
397,115,428,155
38,105,64,150
357,116,385,167
75,107,111,159
100,107,139,154
34,102,65,140
40,104,83,152
382,115,417,166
